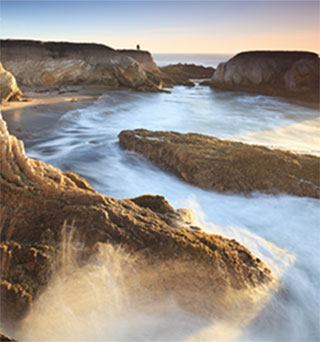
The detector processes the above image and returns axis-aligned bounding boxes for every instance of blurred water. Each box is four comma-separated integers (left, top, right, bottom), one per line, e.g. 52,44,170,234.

23,84,320,341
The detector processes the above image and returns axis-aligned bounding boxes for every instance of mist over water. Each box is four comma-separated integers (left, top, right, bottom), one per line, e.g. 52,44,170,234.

21,80,320,340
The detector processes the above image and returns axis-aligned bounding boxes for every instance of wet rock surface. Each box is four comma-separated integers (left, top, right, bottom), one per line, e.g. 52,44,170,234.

210,51,319,102
0,117,273,327
118,129,320,198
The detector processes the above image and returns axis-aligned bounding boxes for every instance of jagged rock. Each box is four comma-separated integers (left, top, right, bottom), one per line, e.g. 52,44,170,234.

0,40,158,92
0,241,55,326
0,62,22,103
210,51,320,102
0,117,273,326
118,129,320,198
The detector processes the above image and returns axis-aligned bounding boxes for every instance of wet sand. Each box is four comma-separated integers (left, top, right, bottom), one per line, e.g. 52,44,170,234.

0,86,105,141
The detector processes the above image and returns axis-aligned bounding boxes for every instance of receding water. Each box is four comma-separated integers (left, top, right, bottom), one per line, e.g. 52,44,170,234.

18,83,320,341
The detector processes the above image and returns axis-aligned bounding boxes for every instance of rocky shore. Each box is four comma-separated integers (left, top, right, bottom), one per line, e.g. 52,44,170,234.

210,51,320,102
119,129,320,198
0,117,273,334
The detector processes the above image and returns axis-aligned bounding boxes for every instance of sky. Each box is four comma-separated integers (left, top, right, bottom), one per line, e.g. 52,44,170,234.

0,0,319,54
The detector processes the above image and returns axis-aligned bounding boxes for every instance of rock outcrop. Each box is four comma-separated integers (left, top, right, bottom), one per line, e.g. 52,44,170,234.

160,63,215,81
210,51,320,102
118,49,214,87
118,129,320,198
0,62,22,103
0,40,158,92
117,49,160,73
0,117,273,328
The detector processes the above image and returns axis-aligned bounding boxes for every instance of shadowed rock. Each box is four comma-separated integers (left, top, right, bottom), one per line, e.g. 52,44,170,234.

0,117,273,327
160,63,215,80
210,51,320,102
0,63,22,103
0,40,158,92
118,129,320,198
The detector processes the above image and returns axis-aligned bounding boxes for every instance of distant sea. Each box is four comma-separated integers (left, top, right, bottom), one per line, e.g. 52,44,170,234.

153,53,233,68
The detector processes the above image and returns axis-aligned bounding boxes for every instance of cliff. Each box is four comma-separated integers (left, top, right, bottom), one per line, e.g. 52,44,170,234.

0,40,158,91
0,116,273,328
210,51,320,102
118,129,320,198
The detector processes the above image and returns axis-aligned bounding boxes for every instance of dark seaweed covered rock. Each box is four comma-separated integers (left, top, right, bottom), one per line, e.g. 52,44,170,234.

210,51,319,102
119,129,320,198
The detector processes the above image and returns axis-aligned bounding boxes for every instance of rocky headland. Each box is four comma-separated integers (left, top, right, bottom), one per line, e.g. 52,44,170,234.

0,40,215,95
210,51,320,102
0,117,273,333
118,129,320,198
0,40,159,92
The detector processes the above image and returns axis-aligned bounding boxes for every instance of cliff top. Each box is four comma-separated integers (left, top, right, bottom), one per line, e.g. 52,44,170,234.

233,50,319,60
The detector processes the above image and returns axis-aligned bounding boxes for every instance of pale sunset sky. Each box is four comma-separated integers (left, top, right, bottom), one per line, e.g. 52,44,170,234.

1,0,319,54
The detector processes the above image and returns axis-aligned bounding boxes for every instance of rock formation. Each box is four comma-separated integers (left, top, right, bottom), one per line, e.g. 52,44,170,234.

118,49,214,87
0,117,273,328
118,129,320,198
160,63,215,81
0,62,22,103
0,40,158,92
210,51,320,102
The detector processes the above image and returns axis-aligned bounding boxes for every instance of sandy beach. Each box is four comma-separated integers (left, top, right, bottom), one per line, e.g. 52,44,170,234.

1,85,105,140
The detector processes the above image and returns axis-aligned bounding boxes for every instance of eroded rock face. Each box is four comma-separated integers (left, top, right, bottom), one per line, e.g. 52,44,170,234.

0,40,158,91
118,129,320,198
0,62,22,103
117,50,160,73
210,51,320,102
0,117,273,326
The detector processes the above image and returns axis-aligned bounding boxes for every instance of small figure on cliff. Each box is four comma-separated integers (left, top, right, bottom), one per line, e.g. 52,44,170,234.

136,44,140,50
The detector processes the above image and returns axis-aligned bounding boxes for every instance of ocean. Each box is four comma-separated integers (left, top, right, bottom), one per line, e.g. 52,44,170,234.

17,55,320,341
153,53,233,67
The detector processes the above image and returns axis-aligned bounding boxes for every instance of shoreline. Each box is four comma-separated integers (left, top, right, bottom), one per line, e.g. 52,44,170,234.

0,85,105,141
